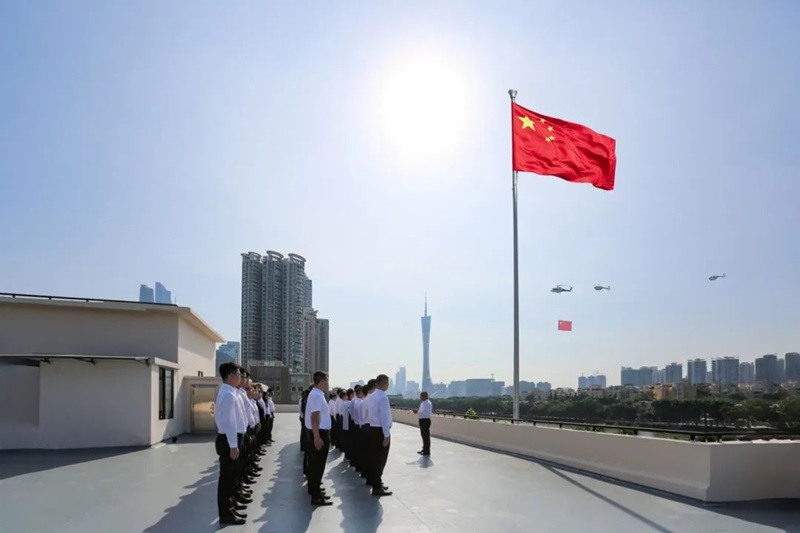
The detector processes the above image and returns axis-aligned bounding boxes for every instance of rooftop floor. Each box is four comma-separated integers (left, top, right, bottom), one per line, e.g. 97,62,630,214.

1,413,798,532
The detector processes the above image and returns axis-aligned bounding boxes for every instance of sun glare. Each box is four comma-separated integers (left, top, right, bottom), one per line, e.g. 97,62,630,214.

377,56,470,161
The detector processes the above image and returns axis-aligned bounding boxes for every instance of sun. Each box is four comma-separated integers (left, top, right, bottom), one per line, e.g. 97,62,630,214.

376,55,470,161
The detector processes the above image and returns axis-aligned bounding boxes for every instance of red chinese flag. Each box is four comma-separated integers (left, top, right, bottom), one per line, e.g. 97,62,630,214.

558,320,572,331
511,103,617,191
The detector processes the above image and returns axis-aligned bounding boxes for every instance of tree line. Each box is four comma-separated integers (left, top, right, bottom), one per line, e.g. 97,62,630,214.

391,393,800,429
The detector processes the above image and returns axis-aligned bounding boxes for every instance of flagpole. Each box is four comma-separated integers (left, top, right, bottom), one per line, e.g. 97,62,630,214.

508,89,520,421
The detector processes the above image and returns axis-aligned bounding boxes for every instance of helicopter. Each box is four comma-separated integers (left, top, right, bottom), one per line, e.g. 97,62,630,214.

709,273,726,281
551,285,573,293
594,285,611,291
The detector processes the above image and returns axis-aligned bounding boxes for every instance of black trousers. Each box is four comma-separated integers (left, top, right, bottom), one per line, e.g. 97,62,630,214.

419,418,431,453
299,418,306,452
305,429,330,498
266,415,274,441
367,427,390,489
235,433,245,491
216,434,238,518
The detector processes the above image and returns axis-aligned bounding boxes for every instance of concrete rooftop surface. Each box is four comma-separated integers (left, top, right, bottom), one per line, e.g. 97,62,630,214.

1,414,798,533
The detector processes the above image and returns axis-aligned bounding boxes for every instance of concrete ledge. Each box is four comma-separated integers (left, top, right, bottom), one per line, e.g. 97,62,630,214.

391,409,800,503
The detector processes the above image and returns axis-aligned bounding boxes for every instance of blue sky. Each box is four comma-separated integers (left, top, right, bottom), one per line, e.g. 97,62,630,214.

1,1,798,389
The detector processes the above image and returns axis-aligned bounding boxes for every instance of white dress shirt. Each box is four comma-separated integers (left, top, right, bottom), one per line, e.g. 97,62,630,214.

232,388,248,434
418,399,433,419
361,392,372,423
367,389,392,438
248,399,259,428
268,397,275,415
214,384,239,448
328,399,336,417
335,397,345,418
342,400,351,430
351,397,362,426
305,388,332,430
257,398,268,419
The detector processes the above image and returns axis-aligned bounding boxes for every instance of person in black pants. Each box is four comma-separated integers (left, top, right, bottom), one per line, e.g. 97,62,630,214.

304,371,333,506
417,391,433,455
366,374,393,496
214,362,246,526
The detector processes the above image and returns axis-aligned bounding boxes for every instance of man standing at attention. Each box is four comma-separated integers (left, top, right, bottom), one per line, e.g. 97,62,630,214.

214,363,246,525
366,374,393,496
266,388,276,445
304,371,334,506
417,391,433,456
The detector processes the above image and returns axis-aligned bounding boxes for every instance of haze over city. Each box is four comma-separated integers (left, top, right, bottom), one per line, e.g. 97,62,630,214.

2,2,799,388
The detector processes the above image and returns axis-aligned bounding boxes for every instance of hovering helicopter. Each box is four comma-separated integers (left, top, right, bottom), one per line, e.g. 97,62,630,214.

551,285,573,293
594,285,611,291
709,273,726,281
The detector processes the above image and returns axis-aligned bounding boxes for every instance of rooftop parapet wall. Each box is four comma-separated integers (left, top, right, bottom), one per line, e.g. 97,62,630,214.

391,409,800,503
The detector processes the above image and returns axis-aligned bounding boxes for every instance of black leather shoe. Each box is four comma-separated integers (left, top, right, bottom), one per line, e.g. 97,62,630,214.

371,488,392,497
220,515,246,525
311,497,333,506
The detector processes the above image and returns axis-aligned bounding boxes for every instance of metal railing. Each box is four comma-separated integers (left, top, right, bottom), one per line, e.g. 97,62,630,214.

430,410,800,442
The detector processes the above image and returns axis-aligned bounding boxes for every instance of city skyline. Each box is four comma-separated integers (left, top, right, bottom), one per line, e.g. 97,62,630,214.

2,3,799,389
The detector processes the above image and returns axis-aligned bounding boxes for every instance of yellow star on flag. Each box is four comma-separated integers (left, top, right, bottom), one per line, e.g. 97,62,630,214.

518,115,535,130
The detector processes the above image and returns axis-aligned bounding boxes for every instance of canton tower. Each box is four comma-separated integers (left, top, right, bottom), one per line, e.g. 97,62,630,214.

421,296,432,392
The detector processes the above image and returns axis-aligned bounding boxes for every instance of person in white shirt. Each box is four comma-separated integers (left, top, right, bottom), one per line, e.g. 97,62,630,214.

417,391,433,455
304,371,334,506
366,374,393,496
334,391,346,450
350,386,364,472
328,394,337,448
214,363,246,525
266,388,276,444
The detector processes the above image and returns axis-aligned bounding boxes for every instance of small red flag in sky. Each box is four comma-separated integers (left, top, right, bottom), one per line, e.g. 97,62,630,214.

511,102,617,191
558,320,572,331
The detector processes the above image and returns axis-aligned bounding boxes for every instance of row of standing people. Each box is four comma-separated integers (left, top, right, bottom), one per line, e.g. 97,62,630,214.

299,372,394,505
213,363,276,526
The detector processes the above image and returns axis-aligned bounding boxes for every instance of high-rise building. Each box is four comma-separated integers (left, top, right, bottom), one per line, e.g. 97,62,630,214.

154,282,172,304
755,354,781,385
395,366,407,396
302,308,329,374
578,374,607,389
240,251,314,371
664,363,683,384
315,317,329,375
139,284,154,303
215,341,241,375
687,359,707,385
421,297,432,392
620,366,657,387
303,276,313,308
711,357,739,385
785,352,800,382
739,362,755,384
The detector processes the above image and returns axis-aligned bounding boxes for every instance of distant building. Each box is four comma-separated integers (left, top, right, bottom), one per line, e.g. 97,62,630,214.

448,380,466,397
621,366,657,387
215,341,241,374
302,309,329,375
139,284,154,303
406,380,421,397
786,352,800,382
755,354,781,386
240,251,316,371
421,298,432,392
578,374,607,389
687,359,707,385
664,363,683,384
711,357,739,385
395,367,407,396
739,362,755,385
154,282,172,304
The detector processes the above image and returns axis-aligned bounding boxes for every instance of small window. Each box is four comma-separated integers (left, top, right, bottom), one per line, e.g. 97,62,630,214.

197,371,204,377
159,367,175,420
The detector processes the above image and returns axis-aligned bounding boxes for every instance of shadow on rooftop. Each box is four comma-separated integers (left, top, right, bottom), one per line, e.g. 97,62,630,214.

0,445,146,481
542,464,800,533
253,441,314,532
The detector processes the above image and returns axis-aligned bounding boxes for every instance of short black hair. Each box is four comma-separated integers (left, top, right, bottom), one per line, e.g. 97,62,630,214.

346,389,354,395
313,371,328,385
219,362,240,380
354,384,362,393
267,387,273,393
376,374,389,386
367,378,377,387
